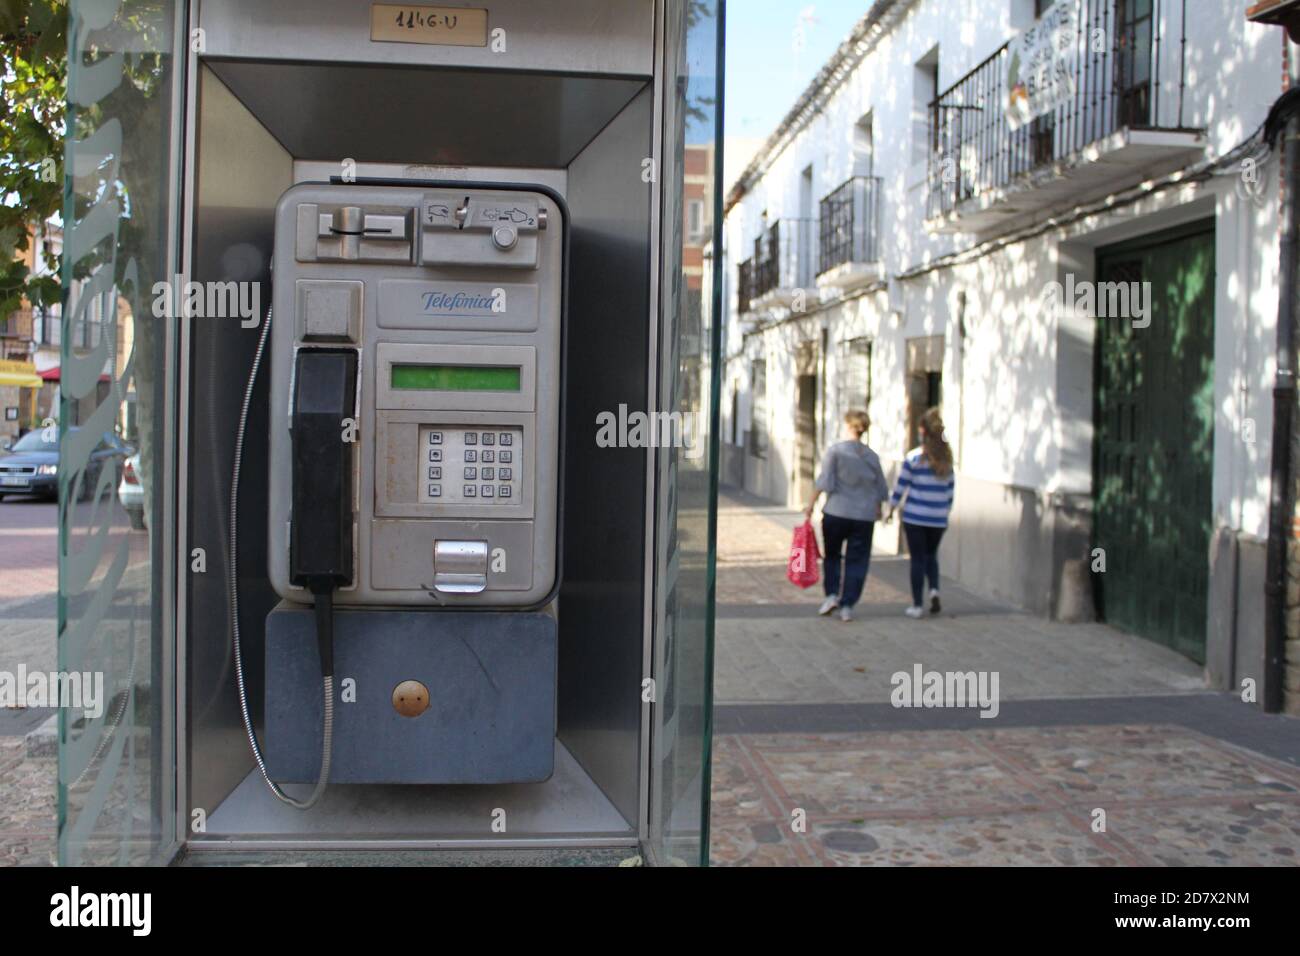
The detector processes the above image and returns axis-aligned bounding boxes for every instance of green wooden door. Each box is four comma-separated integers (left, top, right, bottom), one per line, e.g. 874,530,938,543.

1093,223,1215,663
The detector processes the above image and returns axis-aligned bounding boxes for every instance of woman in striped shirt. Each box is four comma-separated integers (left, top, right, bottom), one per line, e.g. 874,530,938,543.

887,408,955,619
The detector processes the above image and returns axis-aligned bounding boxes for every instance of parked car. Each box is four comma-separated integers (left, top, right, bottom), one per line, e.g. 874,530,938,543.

0,428,131,502
118,452,147,529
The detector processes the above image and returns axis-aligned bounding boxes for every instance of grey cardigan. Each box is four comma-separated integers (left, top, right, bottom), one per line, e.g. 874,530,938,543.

815,440,889,521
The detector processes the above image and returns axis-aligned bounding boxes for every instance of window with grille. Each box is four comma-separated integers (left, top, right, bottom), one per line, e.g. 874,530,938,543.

837,338,872,421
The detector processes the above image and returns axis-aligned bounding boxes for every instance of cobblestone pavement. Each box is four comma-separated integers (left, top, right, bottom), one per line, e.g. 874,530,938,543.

709,488,1300,866
0,739,55,867
710,725,1300,866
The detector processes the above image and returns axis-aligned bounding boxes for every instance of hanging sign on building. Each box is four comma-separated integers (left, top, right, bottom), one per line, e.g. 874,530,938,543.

1005,3,1080,131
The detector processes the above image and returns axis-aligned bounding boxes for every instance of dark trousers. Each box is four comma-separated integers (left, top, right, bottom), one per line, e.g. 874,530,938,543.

903,522,946,606
822,514,875,608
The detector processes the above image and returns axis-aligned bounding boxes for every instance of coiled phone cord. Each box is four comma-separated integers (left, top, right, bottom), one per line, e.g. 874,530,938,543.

229,304,333,809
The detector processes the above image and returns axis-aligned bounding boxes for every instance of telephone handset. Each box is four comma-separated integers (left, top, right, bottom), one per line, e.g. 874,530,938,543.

267,181,565,608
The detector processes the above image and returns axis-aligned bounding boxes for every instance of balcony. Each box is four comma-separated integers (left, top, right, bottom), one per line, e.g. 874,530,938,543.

749,218,817,312
926,0,1204,232
817,176,883,291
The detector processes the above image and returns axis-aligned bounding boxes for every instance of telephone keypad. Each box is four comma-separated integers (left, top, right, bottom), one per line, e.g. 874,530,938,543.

418,425,523,505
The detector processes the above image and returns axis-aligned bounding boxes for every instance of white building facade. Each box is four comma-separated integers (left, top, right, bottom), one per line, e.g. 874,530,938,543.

721,0,1288,701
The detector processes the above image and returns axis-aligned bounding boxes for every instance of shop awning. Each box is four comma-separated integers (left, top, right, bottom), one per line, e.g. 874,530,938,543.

35,367,109,384
0,363,43,388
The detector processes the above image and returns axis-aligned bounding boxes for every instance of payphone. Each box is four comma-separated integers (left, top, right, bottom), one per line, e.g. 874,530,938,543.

229,181,566,803
268,181,565,607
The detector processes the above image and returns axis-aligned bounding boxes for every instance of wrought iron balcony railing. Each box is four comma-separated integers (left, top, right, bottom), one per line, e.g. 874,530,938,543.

38,308,61,347
752,218,817,300
818,176,882,276
927,0,1189,220
737,257,755,314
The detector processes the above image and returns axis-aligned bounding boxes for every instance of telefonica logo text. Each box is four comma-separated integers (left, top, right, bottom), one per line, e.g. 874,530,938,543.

1041,273,1151,329
422,289,506,315
151,275,261,327
50,886,151,936
595,404,705,460
890,664,1000,718
0,666,103,718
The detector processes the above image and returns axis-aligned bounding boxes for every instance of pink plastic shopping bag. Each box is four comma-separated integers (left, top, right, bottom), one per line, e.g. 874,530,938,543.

787,520,821,589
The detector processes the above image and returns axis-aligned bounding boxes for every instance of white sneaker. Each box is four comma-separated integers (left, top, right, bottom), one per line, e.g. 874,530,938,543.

839,606,853,622
904,605,924,619
929,590,941,615
818,597,839,616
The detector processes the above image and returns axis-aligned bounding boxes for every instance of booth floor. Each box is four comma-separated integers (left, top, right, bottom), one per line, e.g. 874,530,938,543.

195,740,636,847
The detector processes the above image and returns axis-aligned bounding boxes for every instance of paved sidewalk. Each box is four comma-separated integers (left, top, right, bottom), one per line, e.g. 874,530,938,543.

0,500,59,867
0,499,58,609
709,487,1300,867
713,488,1203,704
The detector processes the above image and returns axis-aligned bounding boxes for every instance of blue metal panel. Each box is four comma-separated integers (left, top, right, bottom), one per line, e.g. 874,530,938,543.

264,604,556,784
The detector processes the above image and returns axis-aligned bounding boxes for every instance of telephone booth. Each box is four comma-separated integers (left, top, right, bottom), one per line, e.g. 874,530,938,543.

58,0,724,865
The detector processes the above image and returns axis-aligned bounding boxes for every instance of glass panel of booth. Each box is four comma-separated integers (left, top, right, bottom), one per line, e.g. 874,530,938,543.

59,0,183,865
647,0,724,867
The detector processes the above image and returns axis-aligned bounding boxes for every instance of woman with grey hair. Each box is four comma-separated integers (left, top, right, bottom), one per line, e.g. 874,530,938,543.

802,410,889,622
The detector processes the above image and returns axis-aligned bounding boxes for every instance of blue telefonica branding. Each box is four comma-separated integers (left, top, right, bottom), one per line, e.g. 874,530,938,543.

422,289,505,316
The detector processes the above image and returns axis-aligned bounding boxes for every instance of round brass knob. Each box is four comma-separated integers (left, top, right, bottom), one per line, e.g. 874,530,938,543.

392,679,430,718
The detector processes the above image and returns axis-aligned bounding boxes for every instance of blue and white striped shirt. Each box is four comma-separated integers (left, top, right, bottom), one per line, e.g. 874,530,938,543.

889,448,955,528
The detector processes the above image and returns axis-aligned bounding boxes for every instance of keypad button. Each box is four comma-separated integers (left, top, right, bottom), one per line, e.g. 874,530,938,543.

481,450,495,463
464,449,478,463
428,449,442,463
482,467,495,481
499,467,513,480
429,432,443,445
499,485,511,498
482,485,495,498
428,484,442,497
482,433,495,446
499,451,512,464
464,484,477,497
499,433,513,446
428,467,441,480
465,432,478,445
464,467,477,480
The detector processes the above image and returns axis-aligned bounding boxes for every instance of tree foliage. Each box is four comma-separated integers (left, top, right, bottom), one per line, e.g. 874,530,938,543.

0,0,67,317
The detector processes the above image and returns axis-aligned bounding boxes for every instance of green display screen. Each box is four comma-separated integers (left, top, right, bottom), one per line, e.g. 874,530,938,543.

391,364,521,392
